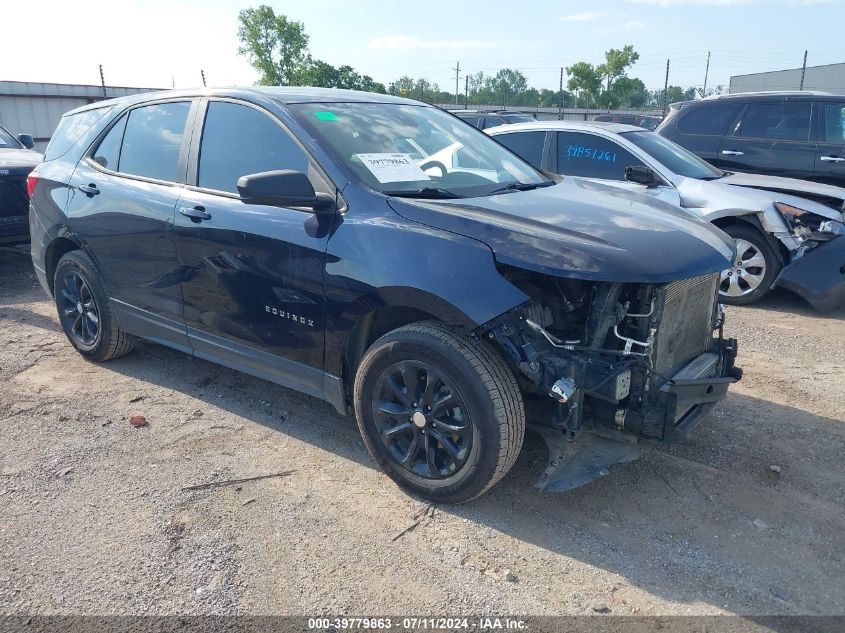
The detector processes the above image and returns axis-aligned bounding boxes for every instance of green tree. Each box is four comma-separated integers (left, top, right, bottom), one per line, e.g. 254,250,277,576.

237,5,309,86
597,45,640,107
566,61,603,107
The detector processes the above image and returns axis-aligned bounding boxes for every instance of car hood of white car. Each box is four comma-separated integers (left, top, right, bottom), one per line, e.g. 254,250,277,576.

674,175,845,223
719,172,845,210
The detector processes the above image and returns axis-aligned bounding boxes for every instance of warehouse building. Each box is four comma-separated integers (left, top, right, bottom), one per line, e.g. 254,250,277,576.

0,81,162,152
730,62,845,94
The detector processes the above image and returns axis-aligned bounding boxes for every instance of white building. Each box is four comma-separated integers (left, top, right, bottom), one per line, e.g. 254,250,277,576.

0,81,161,152
730,62,845,95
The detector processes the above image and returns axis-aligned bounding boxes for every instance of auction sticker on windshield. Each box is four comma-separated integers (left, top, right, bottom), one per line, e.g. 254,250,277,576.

355,153,431,183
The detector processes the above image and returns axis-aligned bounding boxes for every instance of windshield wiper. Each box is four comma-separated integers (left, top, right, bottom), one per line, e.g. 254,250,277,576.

488,180,556,195
383,187,464,199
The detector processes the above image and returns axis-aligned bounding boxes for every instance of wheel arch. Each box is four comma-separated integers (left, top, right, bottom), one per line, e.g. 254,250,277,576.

44,236,84,295
711,215,788,266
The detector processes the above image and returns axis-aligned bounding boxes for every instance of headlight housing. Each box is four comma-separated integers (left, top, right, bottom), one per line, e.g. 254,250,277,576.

773,201,841,238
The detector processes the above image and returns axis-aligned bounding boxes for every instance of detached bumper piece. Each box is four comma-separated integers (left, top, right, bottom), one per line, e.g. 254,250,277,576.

775,236,845,312
533,425,641,493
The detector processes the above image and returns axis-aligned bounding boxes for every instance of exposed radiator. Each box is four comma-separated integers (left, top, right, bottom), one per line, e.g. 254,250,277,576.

652,273,719,378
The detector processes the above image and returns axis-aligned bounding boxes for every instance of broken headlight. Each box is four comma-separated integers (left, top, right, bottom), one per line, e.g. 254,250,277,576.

773,201,843,240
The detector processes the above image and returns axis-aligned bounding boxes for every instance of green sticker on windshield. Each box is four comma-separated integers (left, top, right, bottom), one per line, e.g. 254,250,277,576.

314,111,338,121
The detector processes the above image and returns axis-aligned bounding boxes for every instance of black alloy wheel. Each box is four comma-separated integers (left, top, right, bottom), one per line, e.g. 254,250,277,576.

372,360,472,479
58,270,100,349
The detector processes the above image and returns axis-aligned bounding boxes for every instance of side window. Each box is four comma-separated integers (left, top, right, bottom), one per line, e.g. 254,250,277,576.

495,131,546,169
735,102,811,141
92,115,127,170
119,101,192,182
556,132,644,181
482,117,506,129
43,106,113,162
198,101,310,194
820,103,845,145
676,103,742,136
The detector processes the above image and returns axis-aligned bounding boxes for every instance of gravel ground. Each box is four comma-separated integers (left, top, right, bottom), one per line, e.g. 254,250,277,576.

1,243,844,617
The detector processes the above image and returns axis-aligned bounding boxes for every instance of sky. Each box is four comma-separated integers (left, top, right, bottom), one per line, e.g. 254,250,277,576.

3,0,844,95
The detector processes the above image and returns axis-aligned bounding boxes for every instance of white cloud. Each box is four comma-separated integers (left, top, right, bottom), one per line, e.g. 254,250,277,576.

367,35,498,50
560,11,606,22
594,20,647,33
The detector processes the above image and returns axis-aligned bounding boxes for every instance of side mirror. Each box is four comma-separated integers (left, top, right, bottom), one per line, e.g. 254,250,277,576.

18,134,35,150
236,170,334,211
625,165,661,187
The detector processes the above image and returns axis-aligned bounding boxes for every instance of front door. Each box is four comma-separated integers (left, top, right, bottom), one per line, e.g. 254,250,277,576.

718,100,815,180
66,100,195,348
553,131,682,207
814,100,845,188
174,99,336,396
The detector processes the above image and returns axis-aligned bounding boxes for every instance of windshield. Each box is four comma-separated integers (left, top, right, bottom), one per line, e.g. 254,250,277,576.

0,125,20,148
622,130,723,180
288,102,546,197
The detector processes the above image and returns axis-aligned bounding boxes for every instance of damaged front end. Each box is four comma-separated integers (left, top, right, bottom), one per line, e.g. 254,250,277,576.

482,268,741,492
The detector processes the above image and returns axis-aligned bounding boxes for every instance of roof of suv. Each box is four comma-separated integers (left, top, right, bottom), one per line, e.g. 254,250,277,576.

671,90,845,109
64,86,422,116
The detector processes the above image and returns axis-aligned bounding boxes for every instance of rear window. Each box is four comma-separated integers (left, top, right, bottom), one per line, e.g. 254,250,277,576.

676,103,742,136
495,131,546,169
44,107,113,161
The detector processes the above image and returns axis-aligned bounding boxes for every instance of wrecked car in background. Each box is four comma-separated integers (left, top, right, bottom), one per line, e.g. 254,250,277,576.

29,88,740,502
489,121,845,310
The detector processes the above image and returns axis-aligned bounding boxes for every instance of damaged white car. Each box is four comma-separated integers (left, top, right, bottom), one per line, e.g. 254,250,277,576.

487,121,845,310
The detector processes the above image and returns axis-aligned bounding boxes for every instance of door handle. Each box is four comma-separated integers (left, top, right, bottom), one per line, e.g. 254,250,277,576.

820,156,845,163
78,183,100,197
721,150,745,156
179,205,211,222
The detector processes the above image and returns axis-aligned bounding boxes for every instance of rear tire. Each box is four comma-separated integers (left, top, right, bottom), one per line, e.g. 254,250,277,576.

719,224,780,306
353,321,525,503
54,251,134,361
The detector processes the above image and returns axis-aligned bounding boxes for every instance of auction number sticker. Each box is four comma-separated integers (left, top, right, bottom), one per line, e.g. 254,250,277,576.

355,153,430,183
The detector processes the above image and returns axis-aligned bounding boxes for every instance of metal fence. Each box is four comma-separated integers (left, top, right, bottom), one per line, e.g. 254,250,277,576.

434,104,665,121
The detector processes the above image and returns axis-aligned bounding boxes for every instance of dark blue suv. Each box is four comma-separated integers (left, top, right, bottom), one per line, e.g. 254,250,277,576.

28,88,740,502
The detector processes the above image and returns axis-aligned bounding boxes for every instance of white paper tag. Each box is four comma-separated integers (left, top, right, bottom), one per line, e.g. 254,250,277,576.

355,153,430,183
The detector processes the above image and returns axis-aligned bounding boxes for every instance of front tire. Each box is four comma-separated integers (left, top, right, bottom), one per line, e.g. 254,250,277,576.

719,224,781,306
54,251,134,361
353,321,525,503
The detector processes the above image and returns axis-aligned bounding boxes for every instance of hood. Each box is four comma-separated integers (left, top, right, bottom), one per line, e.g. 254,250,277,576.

387,178,734,283
675,176,845,223
0,147,43,171
720,172,845,210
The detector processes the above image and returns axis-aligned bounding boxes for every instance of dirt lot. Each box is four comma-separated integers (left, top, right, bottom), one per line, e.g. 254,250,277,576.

1,243,844,617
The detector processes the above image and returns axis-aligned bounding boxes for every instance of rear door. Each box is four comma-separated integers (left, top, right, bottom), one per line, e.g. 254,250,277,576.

661,101,743,163
813,100,845,187
493,130,549,171
719,99,815,179
66,99,196,348
173,98,335,394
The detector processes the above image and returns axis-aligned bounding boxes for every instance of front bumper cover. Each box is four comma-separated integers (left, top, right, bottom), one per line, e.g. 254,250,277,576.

775,235,845,312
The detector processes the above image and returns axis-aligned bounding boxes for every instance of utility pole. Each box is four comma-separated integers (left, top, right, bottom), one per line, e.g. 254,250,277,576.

702,51,710,97
662,59,670,118
799,50,808,90
559,67,564,120
464,76,469,109
98,64,107,99
201,69,207,87
453,61,460,105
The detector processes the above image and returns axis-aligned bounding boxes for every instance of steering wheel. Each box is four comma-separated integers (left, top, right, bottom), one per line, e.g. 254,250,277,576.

419,159,448,177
